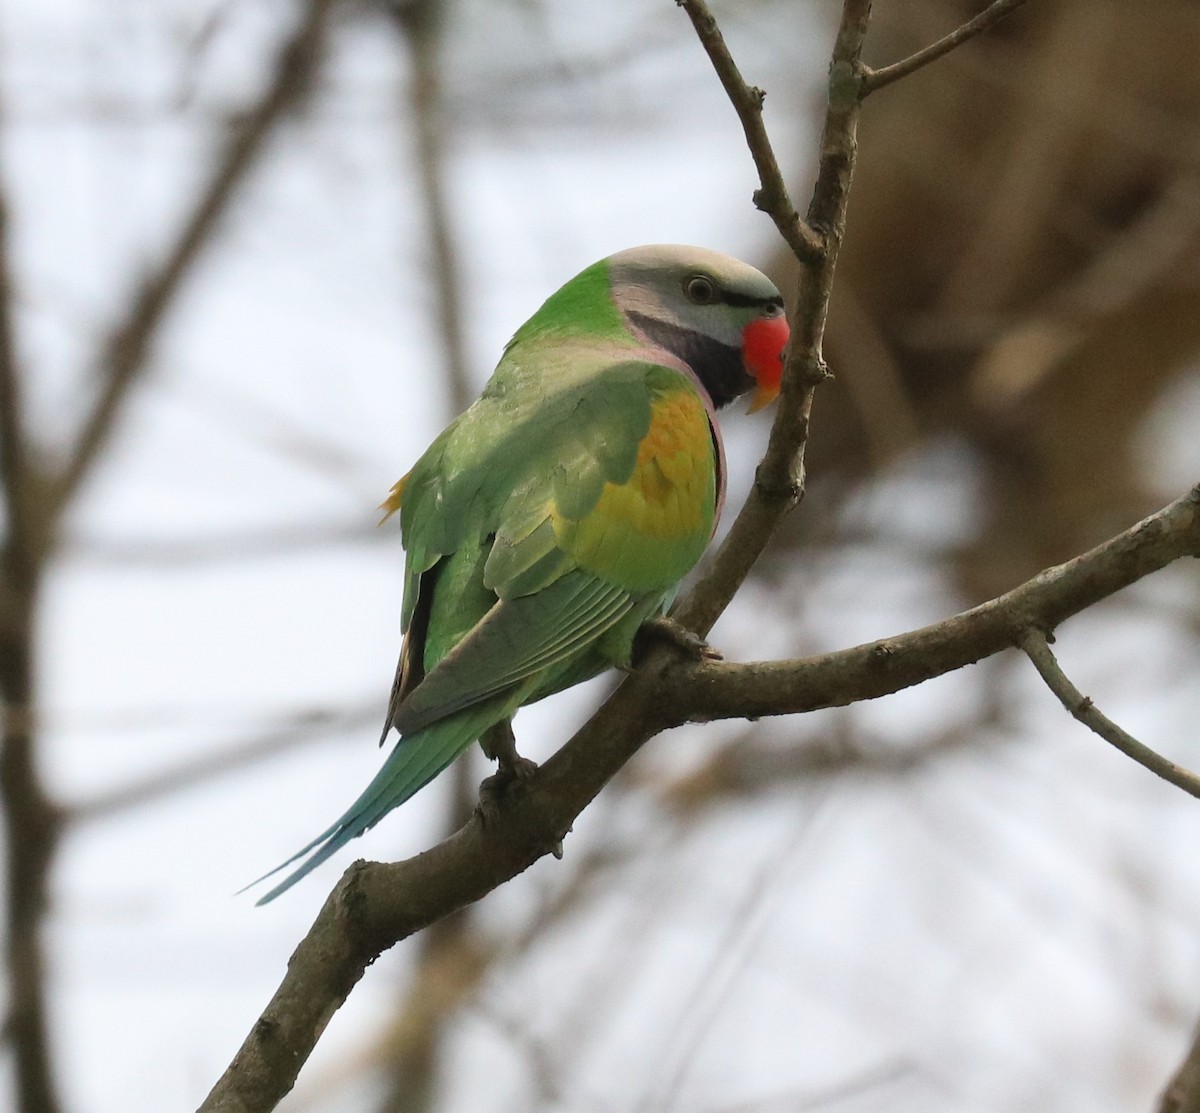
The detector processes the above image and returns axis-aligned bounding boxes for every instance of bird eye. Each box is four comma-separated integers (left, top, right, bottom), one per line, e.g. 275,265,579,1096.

683,275,718,304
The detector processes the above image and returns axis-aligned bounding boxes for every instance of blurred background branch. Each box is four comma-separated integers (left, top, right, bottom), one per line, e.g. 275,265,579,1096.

0,4,336,1111
50,0,339,523
2,1,1200,1112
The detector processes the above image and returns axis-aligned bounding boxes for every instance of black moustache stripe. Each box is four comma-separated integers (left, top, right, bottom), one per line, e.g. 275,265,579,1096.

626,311,754,410
720,291,784,311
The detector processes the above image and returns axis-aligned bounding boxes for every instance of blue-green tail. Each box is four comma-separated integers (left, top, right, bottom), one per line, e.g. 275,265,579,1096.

249,704,499,904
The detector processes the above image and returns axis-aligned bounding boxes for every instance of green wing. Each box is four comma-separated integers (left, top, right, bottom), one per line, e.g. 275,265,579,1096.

389,351,719,736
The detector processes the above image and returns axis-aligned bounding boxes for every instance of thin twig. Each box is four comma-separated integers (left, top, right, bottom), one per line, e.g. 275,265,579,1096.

1018,628,1200,800
641,806,820,1113
674,0,871,637
675,0,824,264
69,706,377,824
861,0,1031,95
390,0,477,417
64,519,388,568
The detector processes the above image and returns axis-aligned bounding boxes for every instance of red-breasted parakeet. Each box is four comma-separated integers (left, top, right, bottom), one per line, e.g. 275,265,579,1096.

254,244,788,902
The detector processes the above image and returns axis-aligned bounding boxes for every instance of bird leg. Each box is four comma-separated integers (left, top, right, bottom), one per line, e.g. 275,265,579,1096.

479,718,535,773
477,719,539,820
634,616,724,666
477,721,569,856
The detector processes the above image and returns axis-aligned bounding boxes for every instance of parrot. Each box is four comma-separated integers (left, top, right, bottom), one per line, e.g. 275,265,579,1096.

252,244,789,903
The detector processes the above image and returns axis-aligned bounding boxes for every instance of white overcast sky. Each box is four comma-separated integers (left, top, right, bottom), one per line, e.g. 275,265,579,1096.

4,3,1200,1112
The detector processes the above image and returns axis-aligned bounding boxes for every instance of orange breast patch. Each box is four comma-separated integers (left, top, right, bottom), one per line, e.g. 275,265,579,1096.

551,385,717,589
624,389,713,530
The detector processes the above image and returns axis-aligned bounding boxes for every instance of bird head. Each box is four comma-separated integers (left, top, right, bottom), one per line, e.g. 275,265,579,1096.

607,244,789,412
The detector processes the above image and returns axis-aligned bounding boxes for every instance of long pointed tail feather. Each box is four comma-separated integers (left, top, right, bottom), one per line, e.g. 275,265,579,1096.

248,703,500,904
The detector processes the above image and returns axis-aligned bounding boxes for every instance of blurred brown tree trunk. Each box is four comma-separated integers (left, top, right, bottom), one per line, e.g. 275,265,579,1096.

775,0,1200,597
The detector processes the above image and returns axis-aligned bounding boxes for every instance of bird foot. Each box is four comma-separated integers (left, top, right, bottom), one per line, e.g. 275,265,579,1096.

476,755,539,822
476,719,539,822
474,720,565,861
635,616,723,665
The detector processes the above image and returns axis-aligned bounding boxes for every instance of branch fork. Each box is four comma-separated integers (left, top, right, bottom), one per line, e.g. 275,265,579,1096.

1018,626,1200,800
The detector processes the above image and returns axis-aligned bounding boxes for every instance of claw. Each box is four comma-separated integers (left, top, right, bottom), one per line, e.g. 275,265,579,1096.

636,616,723,664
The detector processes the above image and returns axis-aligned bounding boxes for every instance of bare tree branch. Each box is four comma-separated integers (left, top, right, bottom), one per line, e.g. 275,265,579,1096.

1018,628,1200,799
197,480,1200,1113
673,0,871,637
861,0,1032,95
674,0,823,264
0,93,65,1113
64,519,388,568
388,0,477,417
0,638,60,1113
673,485,1200,722
69,706,378,824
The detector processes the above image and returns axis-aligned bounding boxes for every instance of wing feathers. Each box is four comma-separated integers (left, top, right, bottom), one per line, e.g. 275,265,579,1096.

392,572,634,735
390,374,719,741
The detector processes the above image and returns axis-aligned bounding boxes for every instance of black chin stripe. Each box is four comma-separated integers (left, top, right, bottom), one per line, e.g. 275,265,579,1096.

626,311,754,410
